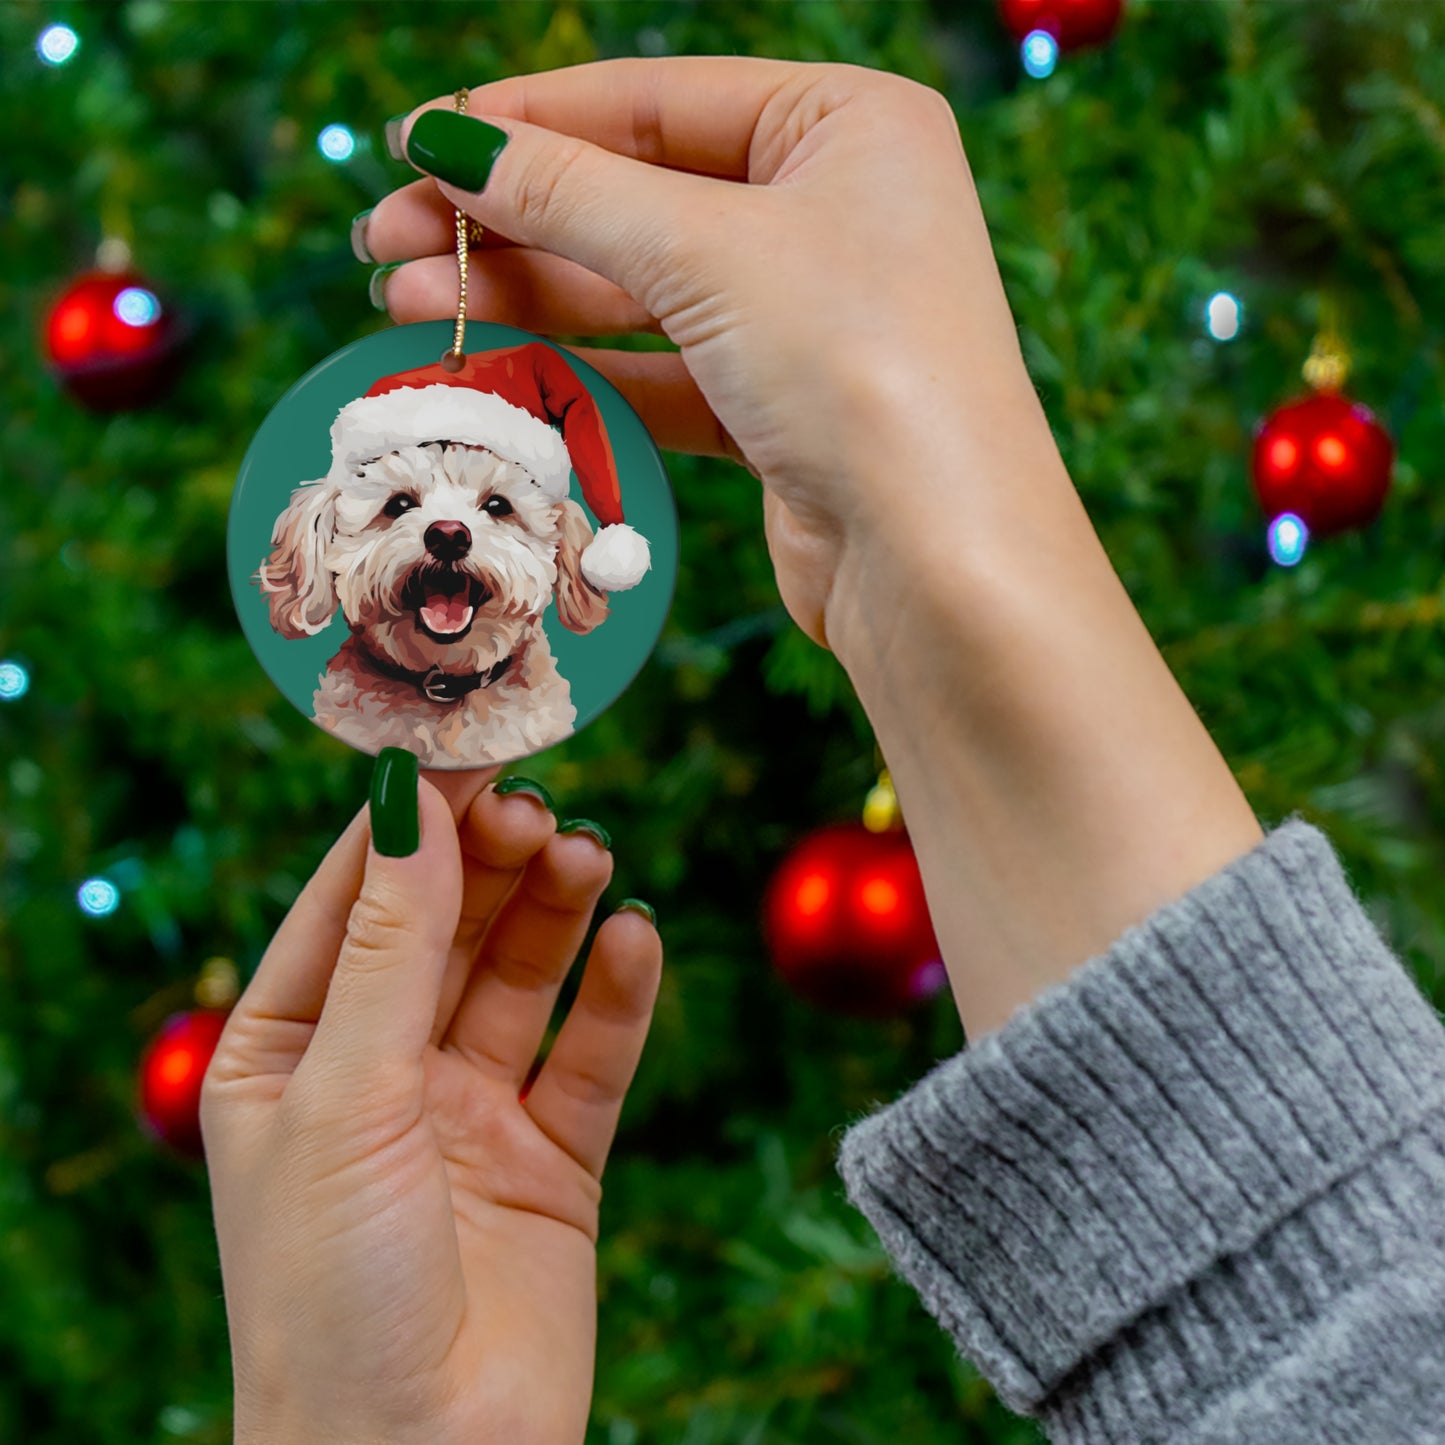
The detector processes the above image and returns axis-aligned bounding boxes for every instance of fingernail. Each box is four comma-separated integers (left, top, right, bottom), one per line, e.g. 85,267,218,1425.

384,113,409,162
405,110,510,192
350,208,375,264
617,898,656,926
369,262,403,311
370,747,420,857
493,775,555,812
558,818,611,851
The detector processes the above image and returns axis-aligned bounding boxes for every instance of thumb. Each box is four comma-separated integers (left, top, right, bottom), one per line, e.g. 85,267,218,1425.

303,750,462,1088
398,105,745,316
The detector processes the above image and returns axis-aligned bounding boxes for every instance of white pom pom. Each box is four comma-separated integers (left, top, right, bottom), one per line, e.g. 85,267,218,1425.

581,523,651,591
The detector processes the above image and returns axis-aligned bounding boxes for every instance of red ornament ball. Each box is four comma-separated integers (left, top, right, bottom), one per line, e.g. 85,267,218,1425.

1251,392,1394,538
137,1009,230,1158
998,0,1124,49
44,269,183,410
763,822,945,1018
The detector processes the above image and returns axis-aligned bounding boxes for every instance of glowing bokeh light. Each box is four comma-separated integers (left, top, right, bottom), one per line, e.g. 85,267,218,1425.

1205,291,1242,341
794,872,831,918
1021,30,1059,79
114,287,161,328
0,661,29,701
38,24,79,66
78,877,121,917
318,124,356,162
859,877,901,918
1267,512,1309,567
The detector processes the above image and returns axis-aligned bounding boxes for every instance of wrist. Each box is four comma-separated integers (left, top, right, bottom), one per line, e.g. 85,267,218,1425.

824,427,1262,1039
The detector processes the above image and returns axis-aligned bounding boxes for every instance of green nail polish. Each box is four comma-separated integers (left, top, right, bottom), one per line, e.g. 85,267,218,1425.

558,818,611,851
370,747,419,857
405,110,510,192
384,113,409,162
617,898,656,926
369,262,403,311
350,208,375,264
494,775,555,812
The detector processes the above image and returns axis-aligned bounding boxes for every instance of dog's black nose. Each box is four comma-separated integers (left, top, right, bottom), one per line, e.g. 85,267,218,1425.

424,520,472,561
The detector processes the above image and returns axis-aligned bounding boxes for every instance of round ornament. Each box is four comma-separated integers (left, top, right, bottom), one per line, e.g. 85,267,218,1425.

228,319,678,769
44,268,183,411
763,821,946,1018
998,0,1124,49
137,1008,230,1158
1251,391,1394,537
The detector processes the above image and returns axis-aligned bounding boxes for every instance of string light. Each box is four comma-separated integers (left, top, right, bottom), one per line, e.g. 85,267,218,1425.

113,287,162,328
0,660,29,701
317,124,356,162
1205,291,1242,341
77,878,121,917
1021,30,1060,78
37,24,79,66
1267,512,1309,567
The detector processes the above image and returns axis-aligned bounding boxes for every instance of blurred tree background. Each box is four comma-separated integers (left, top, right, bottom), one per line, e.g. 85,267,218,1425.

2,1,1444,1442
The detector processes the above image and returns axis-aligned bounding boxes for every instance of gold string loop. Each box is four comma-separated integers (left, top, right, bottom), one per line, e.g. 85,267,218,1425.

441,87,480,372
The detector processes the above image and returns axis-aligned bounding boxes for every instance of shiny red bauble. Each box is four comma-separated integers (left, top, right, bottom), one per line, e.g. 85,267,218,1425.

137,1009,230,1158
44,269,183,410
1251,392,1394,537
763,822,945,1017
998,0,1125,49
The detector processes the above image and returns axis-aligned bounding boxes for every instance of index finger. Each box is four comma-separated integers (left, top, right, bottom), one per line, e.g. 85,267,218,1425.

406,54,813,183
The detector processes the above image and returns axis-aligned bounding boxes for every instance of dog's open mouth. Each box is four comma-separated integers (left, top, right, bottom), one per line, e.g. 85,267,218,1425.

402,569,492,642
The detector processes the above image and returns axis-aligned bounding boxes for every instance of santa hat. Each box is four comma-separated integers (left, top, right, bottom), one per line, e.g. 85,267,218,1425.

326,342,650,592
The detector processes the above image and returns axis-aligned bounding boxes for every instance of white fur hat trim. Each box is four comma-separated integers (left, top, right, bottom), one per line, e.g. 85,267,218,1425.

328,383,573,494
582,524,651,591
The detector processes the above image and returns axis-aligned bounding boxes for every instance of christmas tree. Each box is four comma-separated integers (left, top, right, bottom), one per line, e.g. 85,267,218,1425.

2,3,1443,1441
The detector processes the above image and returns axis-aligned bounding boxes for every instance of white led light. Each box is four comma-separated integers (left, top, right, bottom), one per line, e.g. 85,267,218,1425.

114,287,161,327
38,24,79,66
78,878,121,917
1267,512,1308,567
318,124,356,162
1022,30,1059,79
1205,291,1242,342
0,660,29,700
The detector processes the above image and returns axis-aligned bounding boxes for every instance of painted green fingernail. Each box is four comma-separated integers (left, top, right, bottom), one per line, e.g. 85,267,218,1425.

617,898,656,926
369,261,403,311
494,776,555,812
405,110,510,192
558,818,611,851
370,747,419,857
384,113,409,162
350,208,375,264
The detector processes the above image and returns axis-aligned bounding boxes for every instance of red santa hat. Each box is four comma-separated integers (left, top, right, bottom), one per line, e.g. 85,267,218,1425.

326,342,650,592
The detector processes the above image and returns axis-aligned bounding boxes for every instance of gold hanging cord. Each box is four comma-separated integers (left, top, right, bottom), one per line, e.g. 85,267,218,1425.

442,88,485,371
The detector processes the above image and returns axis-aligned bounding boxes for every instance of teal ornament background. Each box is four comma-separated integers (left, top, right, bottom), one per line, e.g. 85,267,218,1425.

227,320,678,767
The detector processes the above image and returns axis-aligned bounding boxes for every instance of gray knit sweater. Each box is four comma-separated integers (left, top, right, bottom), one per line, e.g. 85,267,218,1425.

836,817,1445,1443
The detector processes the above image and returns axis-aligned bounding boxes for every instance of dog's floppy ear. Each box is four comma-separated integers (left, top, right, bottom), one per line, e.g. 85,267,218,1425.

254,480,339,639
553,499,611,635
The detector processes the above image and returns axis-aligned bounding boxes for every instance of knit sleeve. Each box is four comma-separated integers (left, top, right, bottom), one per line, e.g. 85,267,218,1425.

835,817,1445,1444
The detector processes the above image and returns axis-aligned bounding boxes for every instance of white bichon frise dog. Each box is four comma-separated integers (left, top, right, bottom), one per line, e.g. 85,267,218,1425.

253,344,651,768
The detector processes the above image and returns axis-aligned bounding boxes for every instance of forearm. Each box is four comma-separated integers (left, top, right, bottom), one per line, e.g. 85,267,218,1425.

826,387,1262,1040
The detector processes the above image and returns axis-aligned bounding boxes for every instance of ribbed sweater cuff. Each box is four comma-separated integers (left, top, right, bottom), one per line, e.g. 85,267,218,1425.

835,817,1445,1433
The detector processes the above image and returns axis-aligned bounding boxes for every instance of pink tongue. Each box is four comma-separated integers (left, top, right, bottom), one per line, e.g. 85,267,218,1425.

421,589,472,633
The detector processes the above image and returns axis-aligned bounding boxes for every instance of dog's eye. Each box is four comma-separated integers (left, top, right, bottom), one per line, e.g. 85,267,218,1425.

484,496,514,518
382,493,418,518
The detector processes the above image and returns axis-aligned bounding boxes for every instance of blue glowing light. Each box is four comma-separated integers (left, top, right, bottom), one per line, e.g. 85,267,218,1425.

0,661,29,701
318,124,356,162
38,24,79,66
1205,291,1242,342
1267,512,1309,567
1022,30,1059,79
78,877,121,917
114,287,161,328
